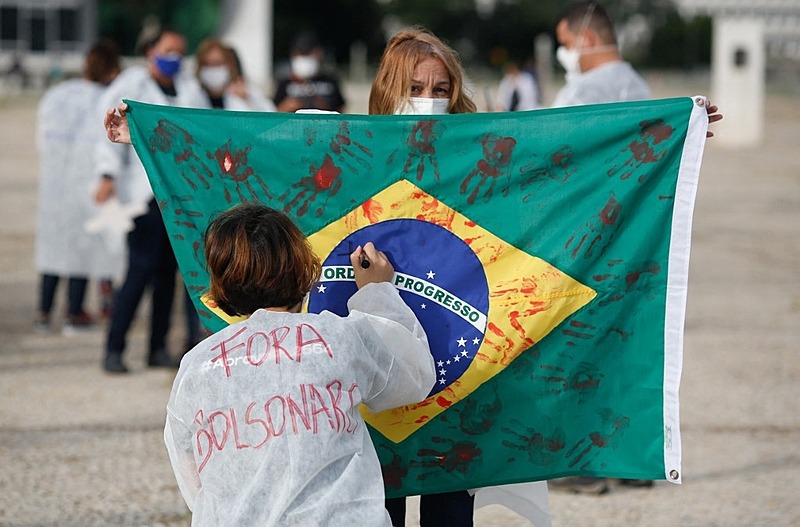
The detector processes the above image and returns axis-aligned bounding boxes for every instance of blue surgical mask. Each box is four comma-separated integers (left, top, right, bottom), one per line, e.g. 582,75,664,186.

154,52,182,78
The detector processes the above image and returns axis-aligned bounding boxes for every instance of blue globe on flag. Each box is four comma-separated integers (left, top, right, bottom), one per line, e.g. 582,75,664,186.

308,218,489,396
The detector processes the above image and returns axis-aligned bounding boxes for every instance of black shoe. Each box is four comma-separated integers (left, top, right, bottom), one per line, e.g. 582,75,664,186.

148,349,180,368
104,354,129,374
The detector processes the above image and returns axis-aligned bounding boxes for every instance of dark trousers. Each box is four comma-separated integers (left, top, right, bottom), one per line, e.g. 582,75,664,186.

39,274,88,317
386,491,474,527
106,199,176,358
183,288,202,346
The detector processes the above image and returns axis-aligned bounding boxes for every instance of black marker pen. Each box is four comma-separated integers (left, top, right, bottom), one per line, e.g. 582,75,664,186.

359,253,371,269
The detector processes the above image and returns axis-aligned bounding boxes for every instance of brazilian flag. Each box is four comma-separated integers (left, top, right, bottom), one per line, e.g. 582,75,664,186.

126,97,709,496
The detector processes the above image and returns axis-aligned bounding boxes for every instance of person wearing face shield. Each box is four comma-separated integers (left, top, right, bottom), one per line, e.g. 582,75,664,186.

273,31,346,113
196,38,276,112
551,1,652,108
93,29,208,374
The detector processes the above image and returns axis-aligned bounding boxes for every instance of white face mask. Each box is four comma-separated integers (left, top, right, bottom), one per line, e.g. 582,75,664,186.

556,46,582,79
291,56,320,80
199,65,231,92
395,97,450,115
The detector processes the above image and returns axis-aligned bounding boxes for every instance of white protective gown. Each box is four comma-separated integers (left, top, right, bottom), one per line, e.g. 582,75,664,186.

94,65,208,210
35,78,124,278
222,82,277,112
164,282,436,526
496,71,539,111
552,60,652,108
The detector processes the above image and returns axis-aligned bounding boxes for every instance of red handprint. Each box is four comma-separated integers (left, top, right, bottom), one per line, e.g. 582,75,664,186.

565,194,622,260
460,133,517,204
150,120,214,191
519,145,576,203
606,119,674,183
411,436,482,479
208,140,271,203
501,420,565,465
401,120,443,183
279,154,342,217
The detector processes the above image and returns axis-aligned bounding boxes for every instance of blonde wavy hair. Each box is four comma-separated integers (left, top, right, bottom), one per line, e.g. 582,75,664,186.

368,27,477,115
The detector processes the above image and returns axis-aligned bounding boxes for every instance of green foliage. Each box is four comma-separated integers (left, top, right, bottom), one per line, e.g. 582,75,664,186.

272,0,385,65
96,0,711,70
98,0,220,55
648,13,712,69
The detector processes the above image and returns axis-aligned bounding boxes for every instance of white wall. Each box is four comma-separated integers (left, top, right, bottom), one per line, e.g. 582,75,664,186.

218,0,273,91
711,17,765,146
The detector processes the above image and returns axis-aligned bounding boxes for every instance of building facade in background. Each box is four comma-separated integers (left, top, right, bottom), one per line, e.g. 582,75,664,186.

0,0,97,87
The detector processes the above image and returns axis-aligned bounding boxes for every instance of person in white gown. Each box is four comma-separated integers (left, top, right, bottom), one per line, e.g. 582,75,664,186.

195,37,276,112
495,59,539,112
163,203,436,526
35,38,122,334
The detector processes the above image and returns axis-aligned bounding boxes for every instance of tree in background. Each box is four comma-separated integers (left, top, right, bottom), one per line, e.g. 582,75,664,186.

98,0,220,54
97,0,710,71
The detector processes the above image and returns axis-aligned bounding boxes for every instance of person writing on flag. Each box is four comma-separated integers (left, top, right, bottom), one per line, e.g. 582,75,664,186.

161,203,436,525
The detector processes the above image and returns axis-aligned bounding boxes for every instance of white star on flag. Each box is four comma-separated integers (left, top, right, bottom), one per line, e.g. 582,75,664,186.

472,337,481,345
317,284,326,293
437,360,444,367
439,369,447,376
439,378,447,385
461,350,469,357
427,270,436,279
457,337,467,347
420,303,426,309
454,355,461,362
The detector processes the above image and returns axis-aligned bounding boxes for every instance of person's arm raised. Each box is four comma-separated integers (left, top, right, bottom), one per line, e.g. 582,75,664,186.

104,102,131,144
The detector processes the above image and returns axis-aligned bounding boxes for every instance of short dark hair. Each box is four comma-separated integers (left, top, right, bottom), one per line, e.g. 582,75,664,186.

204,204,321,316
141,27,184,55
84,38,120,83
557,2,617,46
291,31,320,55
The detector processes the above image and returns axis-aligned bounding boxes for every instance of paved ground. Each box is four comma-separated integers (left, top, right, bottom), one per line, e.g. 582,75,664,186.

1,78,798,526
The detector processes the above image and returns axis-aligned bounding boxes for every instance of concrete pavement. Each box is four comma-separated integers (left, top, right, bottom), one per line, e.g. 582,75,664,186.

1,80,799,526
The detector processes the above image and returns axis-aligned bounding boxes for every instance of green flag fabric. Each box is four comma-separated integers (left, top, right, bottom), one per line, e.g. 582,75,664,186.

126,96,708,496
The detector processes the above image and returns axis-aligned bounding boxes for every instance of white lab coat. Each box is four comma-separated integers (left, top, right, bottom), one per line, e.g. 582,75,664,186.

94,65,208,210
35,78,124,278
221,82,277,112
496,71,539,111
552,60,652,108
164,282,435,526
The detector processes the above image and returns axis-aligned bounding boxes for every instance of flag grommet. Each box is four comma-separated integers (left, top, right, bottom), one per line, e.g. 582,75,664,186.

669,470,680,481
